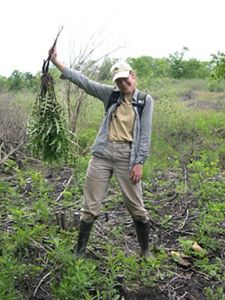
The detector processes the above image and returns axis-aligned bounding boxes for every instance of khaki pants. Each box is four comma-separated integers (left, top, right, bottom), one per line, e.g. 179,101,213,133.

81,141,149,223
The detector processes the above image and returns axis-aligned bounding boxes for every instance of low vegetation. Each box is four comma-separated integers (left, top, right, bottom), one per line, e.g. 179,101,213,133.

0,53,225,299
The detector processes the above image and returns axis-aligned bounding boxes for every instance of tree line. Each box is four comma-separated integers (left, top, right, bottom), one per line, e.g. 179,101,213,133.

1,49,225,92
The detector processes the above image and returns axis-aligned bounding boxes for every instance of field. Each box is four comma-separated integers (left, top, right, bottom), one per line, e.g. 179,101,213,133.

0,75,225,299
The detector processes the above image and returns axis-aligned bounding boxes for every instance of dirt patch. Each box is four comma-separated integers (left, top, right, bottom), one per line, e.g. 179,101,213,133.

181,90,225,111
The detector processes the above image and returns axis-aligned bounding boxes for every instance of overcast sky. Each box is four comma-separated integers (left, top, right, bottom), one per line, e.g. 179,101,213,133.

1,0,225,76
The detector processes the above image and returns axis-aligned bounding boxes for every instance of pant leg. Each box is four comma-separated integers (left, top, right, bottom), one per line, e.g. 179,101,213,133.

81,155,113,223
113,143,149,223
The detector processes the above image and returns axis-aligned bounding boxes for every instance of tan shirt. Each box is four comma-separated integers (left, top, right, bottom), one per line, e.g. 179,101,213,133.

108,96,135,142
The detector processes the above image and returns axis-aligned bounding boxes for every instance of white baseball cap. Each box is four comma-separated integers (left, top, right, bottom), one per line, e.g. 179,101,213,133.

110,61,132,82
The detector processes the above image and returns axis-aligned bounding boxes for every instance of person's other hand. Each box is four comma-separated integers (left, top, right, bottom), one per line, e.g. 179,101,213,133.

130,164,143,183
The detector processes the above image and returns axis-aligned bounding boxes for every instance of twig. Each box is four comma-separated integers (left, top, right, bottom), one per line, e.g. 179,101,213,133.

0,140,24,164
19,155,42,164
189,267,212,280
171,229,194,235
55,172,74,202
94,224,111,242
178,291,189,299
43,26,64,75
161,276,179,291
124,239,136,256
29,238,53,252
182,163,188,192
178,209,189,230
33,270,53,297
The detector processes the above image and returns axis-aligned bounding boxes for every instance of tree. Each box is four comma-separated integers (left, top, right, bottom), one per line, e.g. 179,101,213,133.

23,72,37,89
5,70,39,91
168,47,188,79
128,56,154,79
168,47,210,79
7,70,24,90
0,75,7,92
184,59,210,79
97,57,115,82
210,52,225,80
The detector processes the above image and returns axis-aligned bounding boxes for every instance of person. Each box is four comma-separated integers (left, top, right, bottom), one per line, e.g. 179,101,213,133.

49,48,154,258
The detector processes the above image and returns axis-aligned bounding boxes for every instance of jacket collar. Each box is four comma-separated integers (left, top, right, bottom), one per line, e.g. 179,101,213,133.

114,88,139,104
132,89,139,104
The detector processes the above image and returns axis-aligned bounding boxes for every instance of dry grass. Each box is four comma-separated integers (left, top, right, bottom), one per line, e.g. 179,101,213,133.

0,94,28,162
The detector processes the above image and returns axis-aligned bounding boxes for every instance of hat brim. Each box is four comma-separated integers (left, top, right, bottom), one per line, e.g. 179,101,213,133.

113,70,130,82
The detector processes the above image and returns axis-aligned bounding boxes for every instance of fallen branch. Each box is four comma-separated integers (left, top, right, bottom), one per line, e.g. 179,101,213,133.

33,270,53,297
55,172,74,202
0,140,24,165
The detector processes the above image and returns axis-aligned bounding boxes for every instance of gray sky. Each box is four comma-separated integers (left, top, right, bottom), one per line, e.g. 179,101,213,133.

1,0,225,76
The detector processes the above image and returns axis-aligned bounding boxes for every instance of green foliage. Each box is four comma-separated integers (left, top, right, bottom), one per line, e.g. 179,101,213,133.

179,238,207,258
129,56,155,78
188,156,225,203
0,255,27,300
52,259,98,300
1,159,18,173
27,77,72,164
187,155,225,250
208,51,225,91
205,286,225,300
105,246,170,288
168,48,210,79
0,75,8,92
7,70,24,91
77,128,97,154
150,88,201,169
128,56,171,87
210,52,225,80
168,48,188,78
6,70,38,91
195,257,224,280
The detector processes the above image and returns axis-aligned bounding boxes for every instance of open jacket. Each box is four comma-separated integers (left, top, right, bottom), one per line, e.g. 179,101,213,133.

61,67,154,168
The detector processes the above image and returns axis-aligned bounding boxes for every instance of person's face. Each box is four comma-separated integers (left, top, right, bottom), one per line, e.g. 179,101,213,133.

115,71,136,95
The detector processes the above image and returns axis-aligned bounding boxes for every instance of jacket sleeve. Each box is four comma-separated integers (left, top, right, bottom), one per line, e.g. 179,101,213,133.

60,67,113,105
134,95,154,165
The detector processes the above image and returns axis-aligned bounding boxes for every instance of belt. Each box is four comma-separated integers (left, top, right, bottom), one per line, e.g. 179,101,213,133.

107,140,132,149
107,140,132,144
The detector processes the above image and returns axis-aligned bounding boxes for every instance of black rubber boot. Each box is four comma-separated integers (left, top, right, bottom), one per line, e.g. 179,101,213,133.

76,221,94,256
134,220,151,259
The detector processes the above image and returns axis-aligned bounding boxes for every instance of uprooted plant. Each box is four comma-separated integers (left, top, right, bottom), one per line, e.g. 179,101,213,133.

27,27,72,164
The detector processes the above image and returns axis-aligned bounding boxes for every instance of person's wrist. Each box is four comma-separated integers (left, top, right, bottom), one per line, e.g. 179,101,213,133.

51,57,57,65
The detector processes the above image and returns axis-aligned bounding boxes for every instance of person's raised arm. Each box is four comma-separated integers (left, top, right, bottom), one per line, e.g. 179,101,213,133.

48,47,113,104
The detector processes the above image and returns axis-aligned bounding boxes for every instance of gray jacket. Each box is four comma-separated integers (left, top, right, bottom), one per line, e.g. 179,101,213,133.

61,67,154,168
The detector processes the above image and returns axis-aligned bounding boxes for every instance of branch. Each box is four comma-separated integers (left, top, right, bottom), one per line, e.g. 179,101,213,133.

33,270,53,297
0,140,24,164
55,172,74,202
